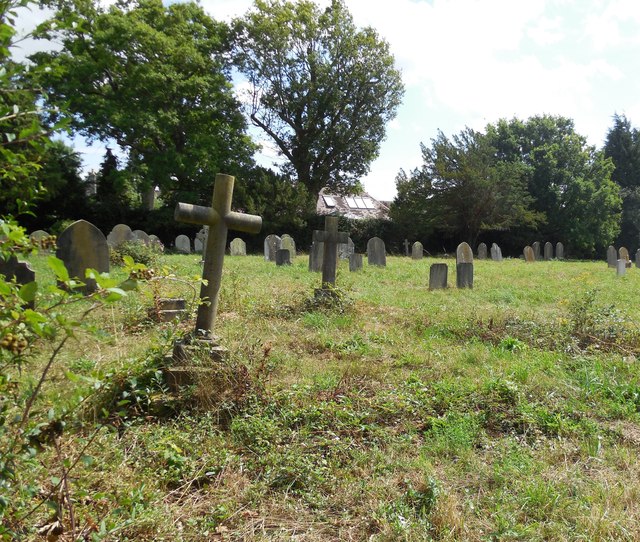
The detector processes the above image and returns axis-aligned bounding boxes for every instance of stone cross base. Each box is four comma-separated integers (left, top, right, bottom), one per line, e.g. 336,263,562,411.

149,298,187,322
314,287,340,301
164,336,228,392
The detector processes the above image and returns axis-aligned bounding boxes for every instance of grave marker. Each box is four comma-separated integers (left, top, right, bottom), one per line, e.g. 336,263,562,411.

0,255,35,308
490,243,503,261
477,243,488,260
606,245,617,268
617,259,627,276
403,239,410,257
456,242,473,264
338,237,355,260
556,242,564,260
132,229,151,245
349,253,363,272
412,241,423,260
264,234,281,262
619,246,630,263
429,263,448,289
281,234,296,259
524,246,535,262
229,237,246,256
107,224,134,248
544,241,553,261
175,234,191,254
456,262,473,288
276,249,291,266
312,216,348,289
636,248,640,269
532,241,541,261
367,237,386,267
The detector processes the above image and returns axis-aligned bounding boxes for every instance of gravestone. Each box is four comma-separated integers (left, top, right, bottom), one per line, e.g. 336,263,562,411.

349,253,363,272
229,237,246,256
532,241,541,261
29,230,50,249
281,234,296,259
616,259,627,276
606,245,617,268
490,243,503,261
175,234,191,254
194,237,204,253
636,249,640,269
150,298,187,323
309,241,323,272
477,243,488,260
619,246,630,263
429,263,448,290
132,229,151,245
367,237,386,267
276,249,291,266
456,242,473,264
56,220,109,294
149,235,164,251
0,255,35,308
544,241,553,261
411,241,423,260
456,262,473,288
194,227,208,254
403,239,410,257
556,242,564,260
264,234,281,262
524,246,535,262
338,237,355,260
312,216,348,291
107,224,134,248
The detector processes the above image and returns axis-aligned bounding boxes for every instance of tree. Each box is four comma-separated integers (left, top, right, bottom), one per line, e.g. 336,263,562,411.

603,113,640,248
392,128,541,247
487,115,621,256
32,0,255,208
233,0,404,199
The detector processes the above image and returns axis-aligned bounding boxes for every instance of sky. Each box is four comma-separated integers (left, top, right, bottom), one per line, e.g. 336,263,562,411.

14,0,640,201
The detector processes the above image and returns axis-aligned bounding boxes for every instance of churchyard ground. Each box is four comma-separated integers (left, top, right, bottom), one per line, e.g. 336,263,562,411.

6,253,640,541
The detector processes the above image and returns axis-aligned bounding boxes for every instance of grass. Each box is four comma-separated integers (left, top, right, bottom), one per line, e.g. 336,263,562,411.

5,252,640,541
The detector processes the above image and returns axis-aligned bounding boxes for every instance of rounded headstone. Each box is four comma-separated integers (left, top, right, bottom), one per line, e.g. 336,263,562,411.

107,224,135,248
175,234,191,254
412,241,423,260
456,242,473,264
281,234,296,259
477,242,488,260
366,237,386,267
264,234,281,262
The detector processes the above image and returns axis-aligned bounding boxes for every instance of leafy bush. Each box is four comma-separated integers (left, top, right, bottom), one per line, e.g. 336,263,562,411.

110,240,162,267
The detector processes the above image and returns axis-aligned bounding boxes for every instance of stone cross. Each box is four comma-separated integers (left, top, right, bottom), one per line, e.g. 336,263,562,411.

404,239,410,257
312,216,348,287
175,174,262,336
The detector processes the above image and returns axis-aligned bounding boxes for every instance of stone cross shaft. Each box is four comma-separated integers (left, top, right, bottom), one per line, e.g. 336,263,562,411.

404,239,410,256
175,174,261,336
312,216,348,287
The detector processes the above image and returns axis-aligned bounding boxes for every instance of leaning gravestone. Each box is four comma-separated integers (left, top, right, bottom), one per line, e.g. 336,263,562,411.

349,253,363,272
264,234,281,262
556,242,564,260
490,243,503,261
338,237,355,260
544,241,553,261
456,242,473,264
107,224,135,248
276,249,291,266
532,241,541,261
477,243,488,260
412,241,423,260
367,237,386,267
524,246,535,262
229,237,246,256
132,229,151,245
281,234,296,259
617,259,627,276
456,262,473,288
429,263,448,290
309,241,323,272
175,234,191,254
606,245,617,268
56,220,109,294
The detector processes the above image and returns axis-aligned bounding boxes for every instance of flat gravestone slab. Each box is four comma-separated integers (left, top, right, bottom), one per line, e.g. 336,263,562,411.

456,262,473,288
456,242,473,264
107,224,134,248
429,263,448,290
229,237,246,256
532,241,541,261
338,237,355,260
606,245,617,268
367,237,386,267
56,219,109,293
490,243,503,261
543,241,553,260
276,248,291,266
349,253,363,272
556,242,564,260
309,241,323,272
132,229,150,245
524,246,535,262
264,234,281,262
281,234,296,259
477,243,488,260
175,234,191,254
412,241,423,260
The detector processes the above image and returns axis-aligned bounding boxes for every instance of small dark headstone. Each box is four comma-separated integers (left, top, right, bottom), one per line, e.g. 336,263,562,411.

456,262,473,288
532,241,541,261
309,241,323,272
349,253,363,272
367,237,386,267
276,248,291,266
0,255,35,308
524,246,535,262
477,243,488,260
429,263,448,290
556,242,564,260
606,245,617,268
543,241,553,260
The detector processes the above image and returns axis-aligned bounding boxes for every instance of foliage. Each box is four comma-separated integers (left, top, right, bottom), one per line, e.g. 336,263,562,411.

233,0,404,198
603,113,640,248
110,240,163,267
393,127,543,246
32,0,256,209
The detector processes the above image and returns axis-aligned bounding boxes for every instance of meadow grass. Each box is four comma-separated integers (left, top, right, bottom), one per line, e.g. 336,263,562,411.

8,252,640,541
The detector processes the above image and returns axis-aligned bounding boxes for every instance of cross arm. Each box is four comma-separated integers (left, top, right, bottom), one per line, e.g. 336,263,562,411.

226,211,262,234
174,202,219,227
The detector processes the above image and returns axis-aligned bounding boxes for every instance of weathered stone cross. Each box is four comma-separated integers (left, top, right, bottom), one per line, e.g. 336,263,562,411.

403,238,410,257
312,216,348,288
175,174,262,336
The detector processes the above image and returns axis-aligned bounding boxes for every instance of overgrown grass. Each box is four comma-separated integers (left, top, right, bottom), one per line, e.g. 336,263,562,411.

7,253,640,540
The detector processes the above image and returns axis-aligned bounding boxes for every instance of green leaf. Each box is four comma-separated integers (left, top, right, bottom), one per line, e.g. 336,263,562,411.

18,281,37,302
48,256,69,282
118,278,138,292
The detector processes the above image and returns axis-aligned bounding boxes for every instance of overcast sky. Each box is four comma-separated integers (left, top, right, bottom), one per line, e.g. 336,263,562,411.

16,0,640,201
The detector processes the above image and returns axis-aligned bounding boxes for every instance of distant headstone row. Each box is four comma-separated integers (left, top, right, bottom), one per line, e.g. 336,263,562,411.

523,241,565,262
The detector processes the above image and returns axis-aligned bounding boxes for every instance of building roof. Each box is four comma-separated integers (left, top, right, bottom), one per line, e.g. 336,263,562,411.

316,188,390,220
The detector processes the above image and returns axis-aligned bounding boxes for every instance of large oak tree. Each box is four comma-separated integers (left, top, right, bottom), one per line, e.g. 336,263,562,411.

233,0,404,198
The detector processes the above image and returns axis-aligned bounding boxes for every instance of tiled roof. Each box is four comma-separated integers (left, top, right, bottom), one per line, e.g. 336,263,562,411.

316,188,390,220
